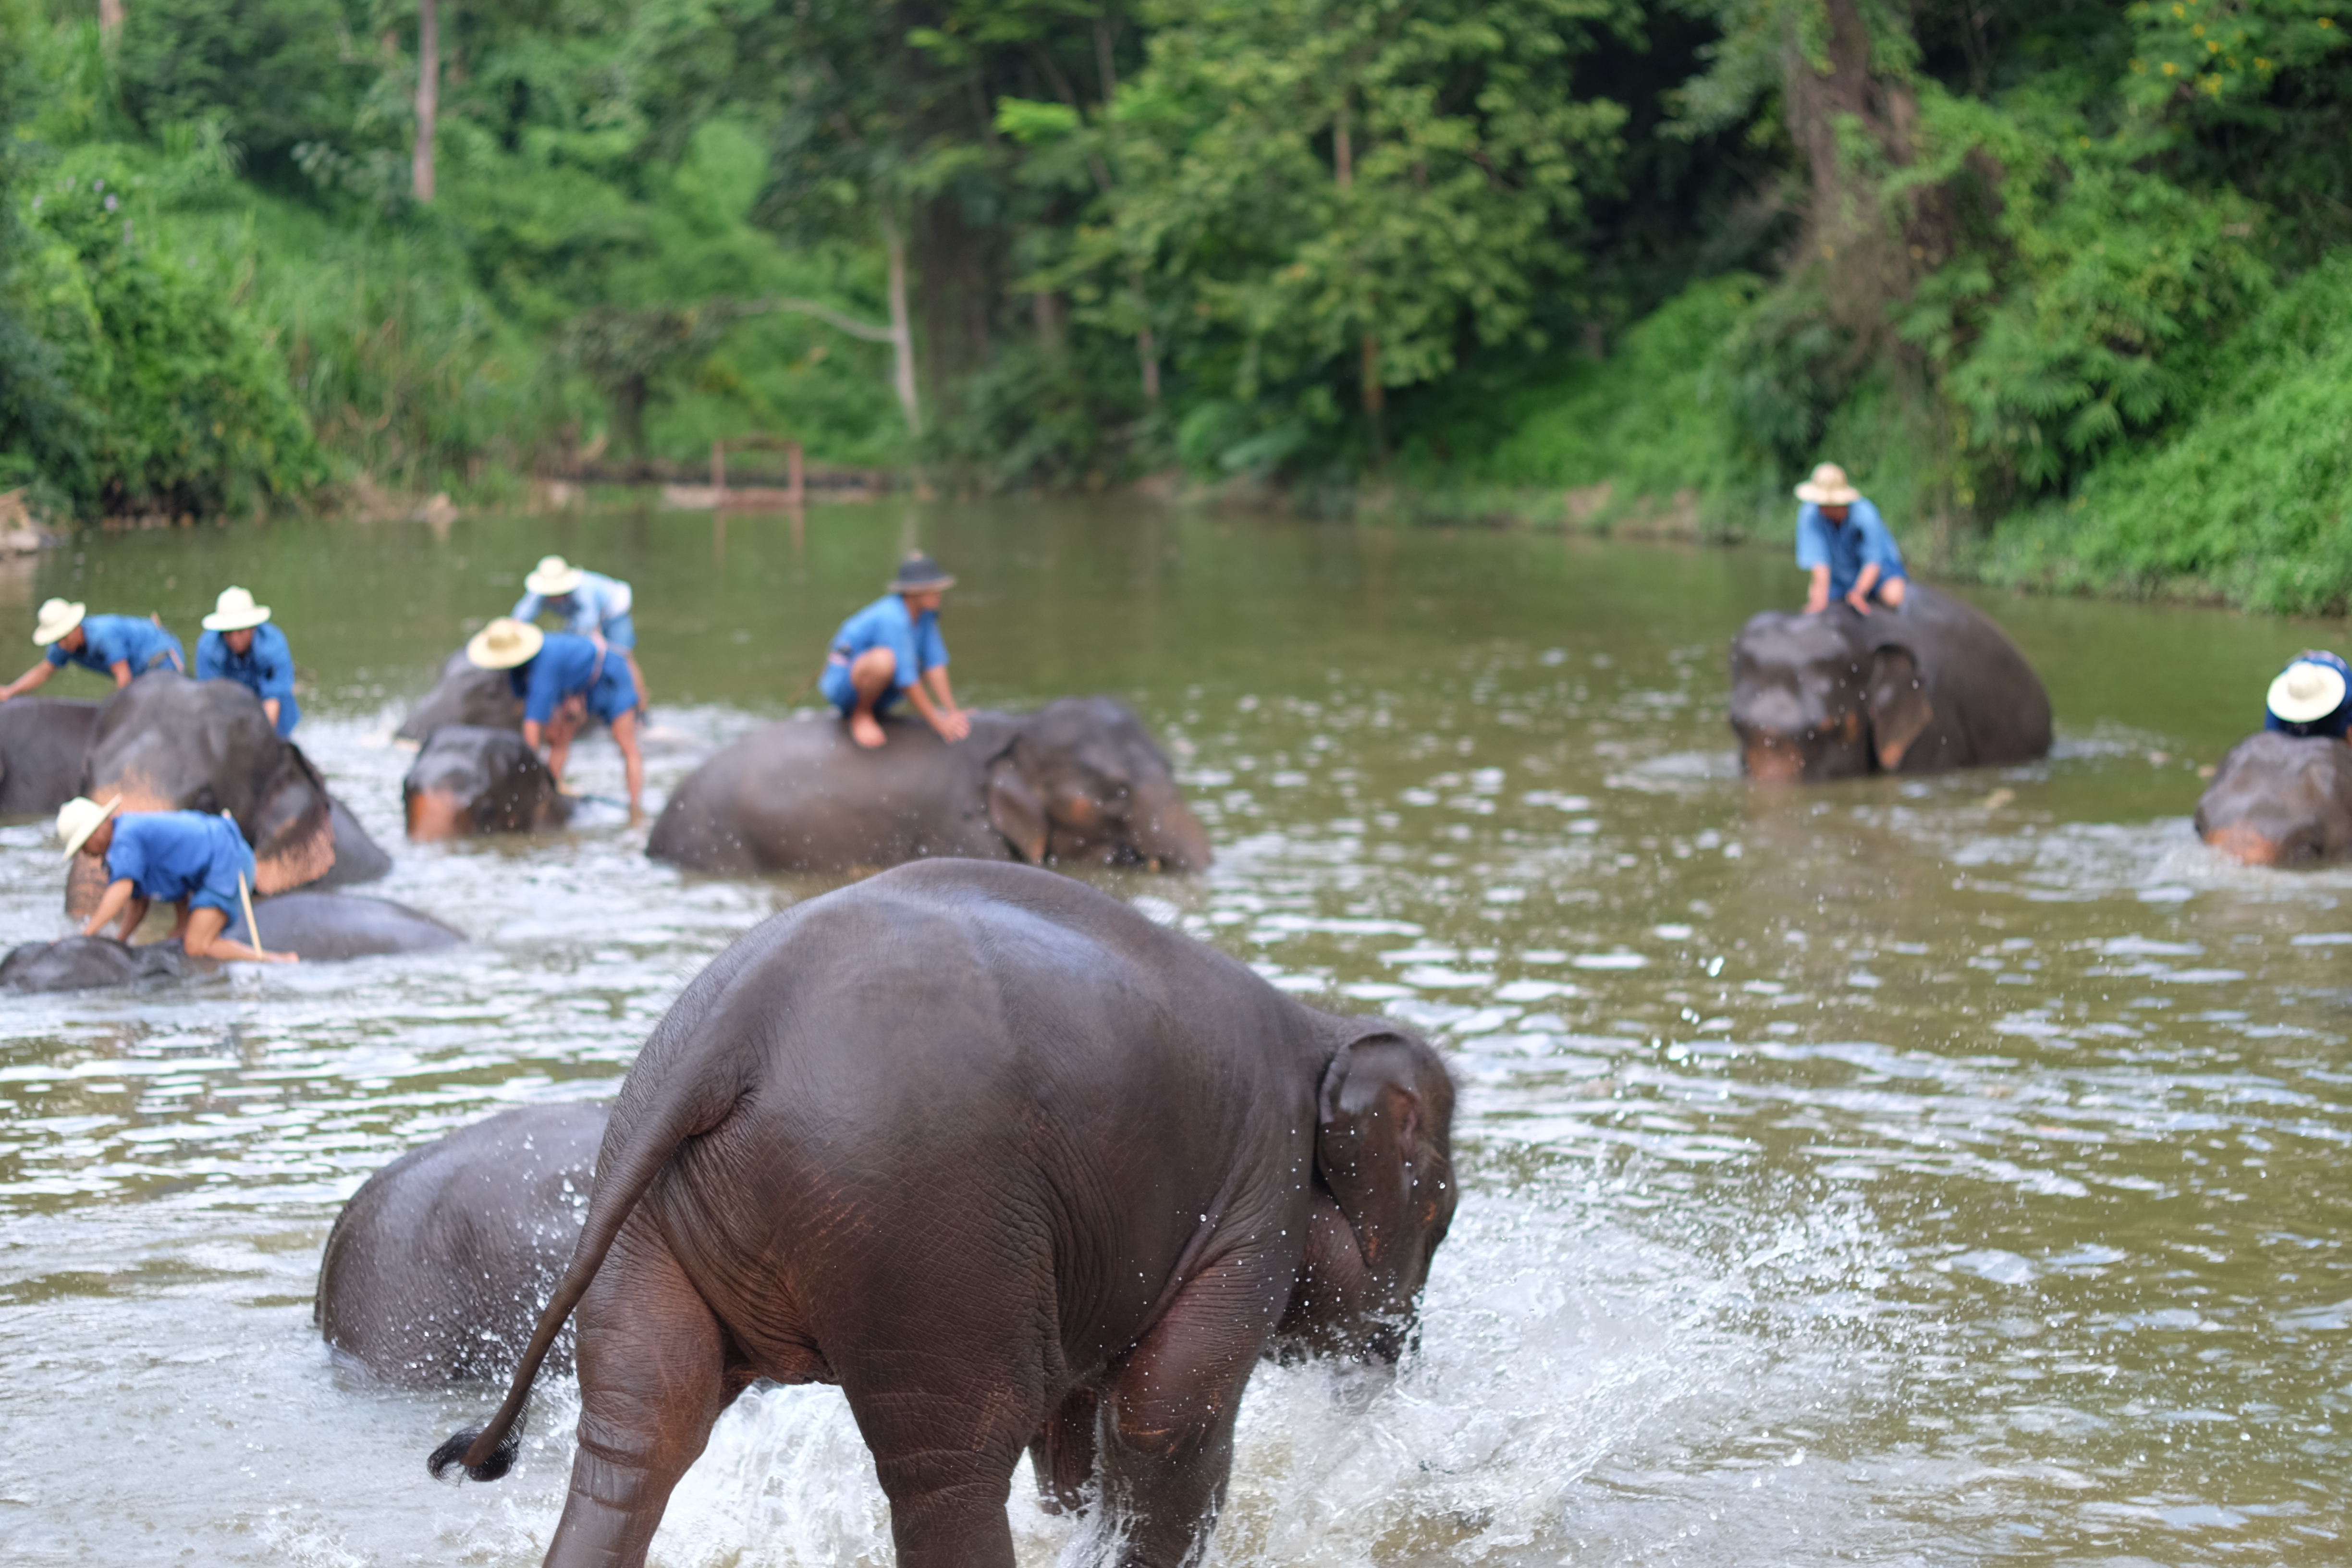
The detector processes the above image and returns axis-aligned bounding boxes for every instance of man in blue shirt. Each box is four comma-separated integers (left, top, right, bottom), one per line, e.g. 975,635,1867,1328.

466,617,646,821
2264,651,2352,740
194,586,300,737
56,796,294,964
0,598,184,700
1793,463,1908,615
512,554,649,711
820,552,970,749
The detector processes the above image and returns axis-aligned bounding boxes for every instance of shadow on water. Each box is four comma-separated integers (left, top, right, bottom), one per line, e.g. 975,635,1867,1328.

2,501,2349,1564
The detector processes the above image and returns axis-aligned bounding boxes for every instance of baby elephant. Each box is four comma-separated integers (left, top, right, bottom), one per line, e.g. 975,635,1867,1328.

0,934,184,992
403,725,574,839
318,1103,608,1385
430,860,1455,1568
2195,730,2352,867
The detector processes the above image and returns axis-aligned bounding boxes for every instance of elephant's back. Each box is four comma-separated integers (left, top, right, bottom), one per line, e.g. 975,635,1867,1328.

1904,586,2053,765
226,892,464,960
0,698,99,814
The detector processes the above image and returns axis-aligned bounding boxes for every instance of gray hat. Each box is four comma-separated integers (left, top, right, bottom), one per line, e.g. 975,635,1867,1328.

888,552,956,593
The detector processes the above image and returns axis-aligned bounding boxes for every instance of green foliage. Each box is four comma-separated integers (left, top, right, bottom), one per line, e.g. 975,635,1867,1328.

116,0,375,182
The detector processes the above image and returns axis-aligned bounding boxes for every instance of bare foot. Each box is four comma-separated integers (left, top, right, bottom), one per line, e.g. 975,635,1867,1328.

849,710,886,748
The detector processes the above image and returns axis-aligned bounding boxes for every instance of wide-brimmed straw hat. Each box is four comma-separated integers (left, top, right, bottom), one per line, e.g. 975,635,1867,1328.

525,554,586,597
887,551,956,594
201,586,272,632
466,617,545,671
55,794,120,859
2268,657,2349,724
31,598,86,647
1793,463,1862,507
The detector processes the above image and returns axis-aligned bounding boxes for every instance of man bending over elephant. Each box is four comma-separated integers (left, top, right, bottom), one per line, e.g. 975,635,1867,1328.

0,598,184,700
512,554,650,713
821,551,970,750
1795,463,1908,616
195,586,300,737
55,796,294,964
2265,650,2352,739
466,618,645,823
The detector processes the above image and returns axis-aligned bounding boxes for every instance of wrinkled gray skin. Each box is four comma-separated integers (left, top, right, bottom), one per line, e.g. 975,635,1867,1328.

429,861,1454,1568
402,724,575,839
0,934,184,992
0,698,99,815
318,798,395,885
1730,584,2053,782
223,891,465,959
648,696,1212,875
318,1103,607,1385
2194,730,2352,867
396,649,525,742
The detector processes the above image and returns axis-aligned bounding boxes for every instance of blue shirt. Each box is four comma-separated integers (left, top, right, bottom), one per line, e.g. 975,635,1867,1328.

47,614,184,679
506,632,637,724
2265,649,2352,740
829,595,948,691
512,570,633,637
104,810,257,914
195,624,300,737
1795,499,1904,600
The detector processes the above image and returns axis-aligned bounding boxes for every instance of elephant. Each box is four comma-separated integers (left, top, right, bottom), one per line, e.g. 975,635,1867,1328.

68,674,392,913
0,698,99,815
2193,730,2352,866
429,859,1456,1568
222,891,465,959
318,1103,607,1385
402,724,575,839
1730,584,2053,781
647,696,1212,875
0,934,184,992
396,648,525,743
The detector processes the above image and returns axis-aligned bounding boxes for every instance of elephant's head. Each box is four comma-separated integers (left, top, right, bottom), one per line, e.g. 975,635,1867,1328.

1283,1025,1457,1363
2195,730,2352,867
983,697,1212,871
396,648,527,743
1729,609,1934,782
403,725,574,839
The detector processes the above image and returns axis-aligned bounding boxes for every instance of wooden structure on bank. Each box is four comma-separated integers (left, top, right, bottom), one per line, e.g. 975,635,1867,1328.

661,434,807,511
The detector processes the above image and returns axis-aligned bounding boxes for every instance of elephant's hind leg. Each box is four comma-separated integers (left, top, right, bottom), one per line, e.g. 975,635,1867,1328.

545,1223,739,1568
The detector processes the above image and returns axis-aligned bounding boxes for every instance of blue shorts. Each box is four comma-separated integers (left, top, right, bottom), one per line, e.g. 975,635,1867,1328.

1836,567,1907,603
599,614,636,650
820,662,903,717
187,842,258,917
584,655,639,723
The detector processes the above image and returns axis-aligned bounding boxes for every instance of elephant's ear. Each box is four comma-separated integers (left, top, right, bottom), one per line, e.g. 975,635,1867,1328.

1317,1033,1453,1279
985,754,1050,863
249,744,337,894
1866,646,1934,772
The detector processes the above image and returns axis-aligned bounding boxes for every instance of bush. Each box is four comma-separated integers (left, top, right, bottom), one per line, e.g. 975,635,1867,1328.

115,0,374,184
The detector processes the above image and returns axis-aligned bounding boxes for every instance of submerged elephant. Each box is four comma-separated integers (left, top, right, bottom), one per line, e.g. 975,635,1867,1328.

223,891,464,959
429,860,1455,1568
1730,584,2052,781
0,934,184,992
396,648,525,743
69,674,392,913
318,1102,607,1385
0,698,99,815
2194,730,2352,867
648,696,1211,875
402,725,574,839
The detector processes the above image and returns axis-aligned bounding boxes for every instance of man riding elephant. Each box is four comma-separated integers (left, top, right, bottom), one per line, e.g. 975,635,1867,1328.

466,618,645,823
1794,463,1908,616
821,551,969,750
2193,652,2352,867
2263,651,2352,740
512,554,649,715
194,586,300,737
57,796,295,964
0,598,184,699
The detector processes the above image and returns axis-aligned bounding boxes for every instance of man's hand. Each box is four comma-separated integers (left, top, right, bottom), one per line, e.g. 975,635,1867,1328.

931,707,971,743
1845,587,1874,616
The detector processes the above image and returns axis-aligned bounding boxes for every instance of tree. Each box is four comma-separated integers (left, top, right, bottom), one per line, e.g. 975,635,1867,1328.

414,0,439,202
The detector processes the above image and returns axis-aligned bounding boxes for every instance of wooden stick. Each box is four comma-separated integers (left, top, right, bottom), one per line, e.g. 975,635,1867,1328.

237,870,269,961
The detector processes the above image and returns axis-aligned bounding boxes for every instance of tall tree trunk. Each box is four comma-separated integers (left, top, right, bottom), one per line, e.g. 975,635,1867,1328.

98,0,123,37
1335,102,1380,420
912,198,993,411
413,0,439,203
879,210,923,436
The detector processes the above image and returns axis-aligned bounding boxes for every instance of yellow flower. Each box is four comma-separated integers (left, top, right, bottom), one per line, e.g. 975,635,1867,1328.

2162,60,2179,74
2256,56,2273,68
2192,21,2205,34
2208,39,2221,50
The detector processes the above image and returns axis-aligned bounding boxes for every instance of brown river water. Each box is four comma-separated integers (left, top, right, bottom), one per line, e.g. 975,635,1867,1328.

1,502,2347,1566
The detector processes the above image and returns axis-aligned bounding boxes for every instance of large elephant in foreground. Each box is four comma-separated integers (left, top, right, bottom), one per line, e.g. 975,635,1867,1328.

396,648,525,742
430,861,1456,1568
1730,585,2053,781
648,696,1211,875
67,674,392,913
318,1103,606,1385
2194,730,2352,866
403,725,574,839
0,698,99,815
1,893,463,990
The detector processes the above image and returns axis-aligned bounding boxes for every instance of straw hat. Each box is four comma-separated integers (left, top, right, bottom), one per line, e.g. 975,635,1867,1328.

201,586,272,632
2268,658,2348,724
887,551,956,593
55,794,120,858
1793,463,1862,506
525,555,586,597
466,617,545,671
31,598,85,646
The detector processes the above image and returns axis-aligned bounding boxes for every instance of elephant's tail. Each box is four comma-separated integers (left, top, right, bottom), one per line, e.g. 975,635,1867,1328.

427,1021,750,1483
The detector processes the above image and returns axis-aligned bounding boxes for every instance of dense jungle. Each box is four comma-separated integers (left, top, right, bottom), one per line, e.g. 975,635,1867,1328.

2,0,2351,610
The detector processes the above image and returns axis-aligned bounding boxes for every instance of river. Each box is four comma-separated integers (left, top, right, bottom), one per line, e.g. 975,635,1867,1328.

1,501,2346,1566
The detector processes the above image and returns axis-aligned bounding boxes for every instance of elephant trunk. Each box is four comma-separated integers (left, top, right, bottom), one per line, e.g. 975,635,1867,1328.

1129,777,1213,871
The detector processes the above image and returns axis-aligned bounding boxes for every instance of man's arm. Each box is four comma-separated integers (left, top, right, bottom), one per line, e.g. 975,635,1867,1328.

1805,564,1832,614
0,659,56,700
109,660,134,688
1847,562,1881,613
81,877,139,938
263,698,282,727
904,678,970,743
